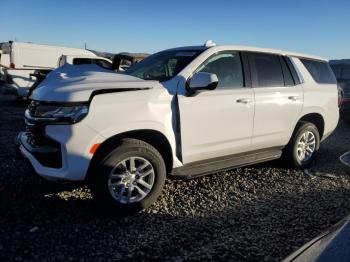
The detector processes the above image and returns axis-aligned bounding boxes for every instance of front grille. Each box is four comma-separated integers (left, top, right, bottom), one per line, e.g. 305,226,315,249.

23,128,62,169
22,103,62,168
26,123,41,146
25,101,57,148
25,122,51,148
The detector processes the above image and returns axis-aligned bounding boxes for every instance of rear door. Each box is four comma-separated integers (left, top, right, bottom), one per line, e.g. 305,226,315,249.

178,51,255,164
247,52,303,149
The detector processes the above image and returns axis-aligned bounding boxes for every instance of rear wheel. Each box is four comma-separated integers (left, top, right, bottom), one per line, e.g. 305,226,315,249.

89,138,166,214
283,122,320,168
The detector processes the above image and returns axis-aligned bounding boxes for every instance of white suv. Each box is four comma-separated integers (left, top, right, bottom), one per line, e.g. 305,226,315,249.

57,55,113,69
18,41,339,212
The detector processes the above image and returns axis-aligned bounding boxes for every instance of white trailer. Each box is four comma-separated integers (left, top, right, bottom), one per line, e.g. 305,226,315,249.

0,47,11,83
0,41,95,97
0,50,3,82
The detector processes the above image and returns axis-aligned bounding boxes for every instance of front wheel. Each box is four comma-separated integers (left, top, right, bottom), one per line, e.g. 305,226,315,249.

283,122,320,168
89,138,166,214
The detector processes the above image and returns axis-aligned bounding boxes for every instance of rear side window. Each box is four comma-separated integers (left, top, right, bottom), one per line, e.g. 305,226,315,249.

248,53,284,87
300,59,336,84
280,57,294,86
285,57,302,85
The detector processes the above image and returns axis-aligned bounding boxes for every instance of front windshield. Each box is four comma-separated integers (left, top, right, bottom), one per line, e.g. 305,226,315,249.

124,50,203,82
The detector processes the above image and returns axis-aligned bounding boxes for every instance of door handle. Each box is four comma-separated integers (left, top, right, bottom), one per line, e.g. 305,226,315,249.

236,98,252,104
288,96,299,101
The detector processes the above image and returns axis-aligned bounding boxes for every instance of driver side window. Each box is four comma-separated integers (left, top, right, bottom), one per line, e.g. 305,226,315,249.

196,52,244,89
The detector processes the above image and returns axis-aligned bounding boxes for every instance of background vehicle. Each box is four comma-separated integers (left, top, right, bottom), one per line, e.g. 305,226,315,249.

29,55,113,93
340,151,350,174
330,59,350,122
0,41,95,97
19,42,339,213
57,55,112,69
112,53,149,71
29,53,147,93
284,215,350,262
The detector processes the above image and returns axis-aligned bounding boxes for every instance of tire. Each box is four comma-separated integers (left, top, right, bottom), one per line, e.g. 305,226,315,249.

282,122,320,168
88,138,166,214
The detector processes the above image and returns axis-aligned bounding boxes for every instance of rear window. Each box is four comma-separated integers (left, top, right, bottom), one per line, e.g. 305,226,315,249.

95,59,112,70
73,58,93,65
0,43,11,54
300,59,336,84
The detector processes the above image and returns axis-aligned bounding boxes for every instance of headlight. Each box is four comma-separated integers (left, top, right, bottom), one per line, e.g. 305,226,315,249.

29,103,89,124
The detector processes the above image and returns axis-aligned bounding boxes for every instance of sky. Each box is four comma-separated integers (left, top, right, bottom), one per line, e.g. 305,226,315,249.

0,0,349,59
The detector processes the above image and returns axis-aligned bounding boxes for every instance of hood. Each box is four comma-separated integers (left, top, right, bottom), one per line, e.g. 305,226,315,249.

30,64,159,102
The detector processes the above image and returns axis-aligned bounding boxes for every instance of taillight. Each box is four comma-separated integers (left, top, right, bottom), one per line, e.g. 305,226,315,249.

10,63,15,69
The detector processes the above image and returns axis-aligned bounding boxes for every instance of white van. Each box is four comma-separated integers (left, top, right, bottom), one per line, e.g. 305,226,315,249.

29,56,113,95
0,47,11,83
0,50,3,82
1,41,95,97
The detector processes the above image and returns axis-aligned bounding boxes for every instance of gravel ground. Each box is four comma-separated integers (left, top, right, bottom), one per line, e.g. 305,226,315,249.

0,93,350,261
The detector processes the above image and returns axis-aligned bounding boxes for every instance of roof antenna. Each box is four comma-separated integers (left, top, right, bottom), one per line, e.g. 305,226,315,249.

204,40,216,47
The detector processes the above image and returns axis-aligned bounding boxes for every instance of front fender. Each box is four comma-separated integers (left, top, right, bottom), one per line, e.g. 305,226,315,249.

82,89,182,168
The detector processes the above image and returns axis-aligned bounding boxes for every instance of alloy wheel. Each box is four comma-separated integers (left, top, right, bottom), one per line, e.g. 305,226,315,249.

296,131,316,162
107,156,155,204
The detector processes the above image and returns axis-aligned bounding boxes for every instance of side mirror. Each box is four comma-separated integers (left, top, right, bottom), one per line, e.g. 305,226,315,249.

188,72,218,92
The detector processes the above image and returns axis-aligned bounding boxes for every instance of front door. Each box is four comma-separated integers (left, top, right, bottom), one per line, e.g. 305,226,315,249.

178,51,255,164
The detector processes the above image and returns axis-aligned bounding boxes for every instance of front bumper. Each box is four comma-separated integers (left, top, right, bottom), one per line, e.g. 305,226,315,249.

18,132,62,168
17,120,105,181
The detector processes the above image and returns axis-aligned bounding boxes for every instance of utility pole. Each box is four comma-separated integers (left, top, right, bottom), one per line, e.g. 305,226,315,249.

84,42,87,50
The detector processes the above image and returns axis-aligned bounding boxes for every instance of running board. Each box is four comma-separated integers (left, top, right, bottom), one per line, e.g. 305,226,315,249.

171,148,282,179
